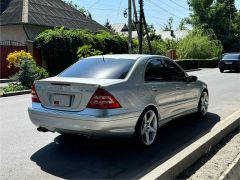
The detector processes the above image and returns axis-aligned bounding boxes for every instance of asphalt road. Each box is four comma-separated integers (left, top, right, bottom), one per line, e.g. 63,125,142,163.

0,68,239,179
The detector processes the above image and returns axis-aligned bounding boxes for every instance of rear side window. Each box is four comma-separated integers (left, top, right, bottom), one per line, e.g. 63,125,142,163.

222,54,240,60
145,59,169,81
58,58,135,79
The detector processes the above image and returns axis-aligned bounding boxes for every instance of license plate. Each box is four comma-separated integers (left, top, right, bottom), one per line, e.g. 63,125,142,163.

225,61,232,64
52,95,71,107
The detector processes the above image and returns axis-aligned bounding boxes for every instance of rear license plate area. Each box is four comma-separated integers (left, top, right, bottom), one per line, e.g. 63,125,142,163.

224,61,232,64
52,94,72,107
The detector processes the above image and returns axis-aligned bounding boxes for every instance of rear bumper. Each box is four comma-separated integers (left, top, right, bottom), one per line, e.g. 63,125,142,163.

28,103,141,136
219,64,240,70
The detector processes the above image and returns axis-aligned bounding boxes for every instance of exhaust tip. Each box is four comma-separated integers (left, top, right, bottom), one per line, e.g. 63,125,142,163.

37,127,49,132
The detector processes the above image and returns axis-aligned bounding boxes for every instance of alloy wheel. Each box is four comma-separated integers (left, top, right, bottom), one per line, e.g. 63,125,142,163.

140,110,158,145
200,91,209,116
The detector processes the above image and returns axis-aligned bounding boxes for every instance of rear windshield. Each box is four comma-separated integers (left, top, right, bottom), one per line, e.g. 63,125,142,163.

222,54,240,60
58,58,135,79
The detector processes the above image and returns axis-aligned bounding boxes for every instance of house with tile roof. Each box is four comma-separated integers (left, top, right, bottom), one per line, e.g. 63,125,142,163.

111,23,138,39
0,0,107,78
0,0,107,44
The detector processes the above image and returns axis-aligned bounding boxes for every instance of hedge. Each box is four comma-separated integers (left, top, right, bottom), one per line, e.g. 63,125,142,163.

34,28,128,75
176,59,219,70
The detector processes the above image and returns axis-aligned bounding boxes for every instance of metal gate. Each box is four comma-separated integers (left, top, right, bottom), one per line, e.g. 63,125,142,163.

0,40,28,78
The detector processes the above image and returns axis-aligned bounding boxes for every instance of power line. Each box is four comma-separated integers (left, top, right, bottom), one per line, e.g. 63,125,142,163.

87,0,100,8
168,0,189,10
116,0,123,22
147,0,181,19
87,7,119,11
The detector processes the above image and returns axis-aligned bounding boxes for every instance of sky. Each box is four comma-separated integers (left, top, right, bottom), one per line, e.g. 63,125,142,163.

72,0,240,31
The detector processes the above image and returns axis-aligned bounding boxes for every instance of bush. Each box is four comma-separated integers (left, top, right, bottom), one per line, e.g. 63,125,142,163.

11,59,49,89
3,83,28,92
77,45,102,59
176,59,219,70
6,50,33,68
177,29,223,59
34,28,128,75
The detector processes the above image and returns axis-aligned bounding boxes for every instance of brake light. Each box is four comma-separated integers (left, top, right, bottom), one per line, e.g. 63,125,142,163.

87,88,121,109
31,84,40,103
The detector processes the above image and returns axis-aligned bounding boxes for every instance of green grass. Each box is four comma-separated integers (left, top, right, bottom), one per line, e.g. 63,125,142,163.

0,87,4,96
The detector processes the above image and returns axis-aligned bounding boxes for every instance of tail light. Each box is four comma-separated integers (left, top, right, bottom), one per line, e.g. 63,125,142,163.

31,84,40,103
87,88,121,109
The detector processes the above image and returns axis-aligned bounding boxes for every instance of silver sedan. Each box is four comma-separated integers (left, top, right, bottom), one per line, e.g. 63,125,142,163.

28,54,209,146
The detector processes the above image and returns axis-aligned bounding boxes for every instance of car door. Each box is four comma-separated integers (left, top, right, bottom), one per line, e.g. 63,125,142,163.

163,58,198,115
144,58,176,120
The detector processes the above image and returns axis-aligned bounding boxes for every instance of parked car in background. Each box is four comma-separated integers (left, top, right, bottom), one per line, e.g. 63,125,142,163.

28,54,209,146
219,53,240,73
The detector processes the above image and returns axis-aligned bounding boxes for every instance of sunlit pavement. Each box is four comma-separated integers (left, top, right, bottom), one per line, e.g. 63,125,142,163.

0,68,239,179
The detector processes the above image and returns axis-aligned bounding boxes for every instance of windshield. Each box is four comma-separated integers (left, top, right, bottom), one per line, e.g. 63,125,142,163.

222,54,240,60
58,58,135,79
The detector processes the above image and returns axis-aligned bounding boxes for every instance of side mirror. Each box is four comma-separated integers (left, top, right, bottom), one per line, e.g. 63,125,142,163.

187,75,198,82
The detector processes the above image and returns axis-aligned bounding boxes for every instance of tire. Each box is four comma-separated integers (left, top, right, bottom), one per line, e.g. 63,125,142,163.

134,108,158,146
197,91,209,116
220,69,224,73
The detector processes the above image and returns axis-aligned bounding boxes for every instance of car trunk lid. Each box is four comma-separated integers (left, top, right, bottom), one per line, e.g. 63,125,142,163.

34,77,123,111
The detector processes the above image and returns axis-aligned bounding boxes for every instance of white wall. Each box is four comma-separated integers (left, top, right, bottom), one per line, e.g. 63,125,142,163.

0,25,27,44
0,24,49,44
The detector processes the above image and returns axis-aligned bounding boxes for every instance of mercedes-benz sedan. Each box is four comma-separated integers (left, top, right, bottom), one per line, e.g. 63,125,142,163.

28,54,209,146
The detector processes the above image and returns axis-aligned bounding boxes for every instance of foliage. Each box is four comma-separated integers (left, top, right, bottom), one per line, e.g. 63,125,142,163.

3,83,28,93
34,28,128,75
141,40,166,55
77,45,102,58
6,50,33,68
163,17,174,31
34,66,49,80
176,59,219,70
178,18,189,30
62,0,92,18
177,29,223,59
187,0,240,52
11,59,48,89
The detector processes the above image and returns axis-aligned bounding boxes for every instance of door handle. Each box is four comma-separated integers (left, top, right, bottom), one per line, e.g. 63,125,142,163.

151,86,158,92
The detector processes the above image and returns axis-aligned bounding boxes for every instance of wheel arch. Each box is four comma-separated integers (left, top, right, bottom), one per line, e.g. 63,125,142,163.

135,104,160,131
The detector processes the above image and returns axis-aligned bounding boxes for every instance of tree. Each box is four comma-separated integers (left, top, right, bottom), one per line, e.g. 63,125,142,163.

178,18,189,30
187,0,240,52
63,0,92,18
163,17,173,31
177,28,223,59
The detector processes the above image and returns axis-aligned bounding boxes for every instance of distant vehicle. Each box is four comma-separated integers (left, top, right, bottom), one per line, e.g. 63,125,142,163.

28,54,209,146
219,53,240,73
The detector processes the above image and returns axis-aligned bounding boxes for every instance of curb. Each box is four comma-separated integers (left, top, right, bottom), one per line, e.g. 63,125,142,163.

185,69,201,72
2,90,31,97
0,79,13,83
219,153,240,180
140,110,240,180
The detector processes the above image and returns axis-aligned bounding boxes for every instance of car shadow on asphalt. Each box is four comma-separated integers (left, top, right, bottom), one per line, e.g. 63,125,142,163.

30,112,220,179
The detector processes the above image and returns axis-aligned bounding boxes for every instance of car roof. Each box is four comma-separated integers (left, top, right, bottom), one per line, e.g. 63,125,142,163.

86,54,167,61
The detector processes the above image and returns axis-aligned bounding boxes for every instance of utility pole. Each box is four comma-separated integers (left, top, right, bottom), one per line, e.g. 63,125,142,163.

128,0,132,53
143,12,152,54
139,0,143,54
132,0,139,37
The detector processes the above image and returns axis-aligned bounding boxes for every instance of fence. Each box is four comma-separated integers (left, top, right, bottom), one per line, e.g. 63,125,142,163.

0,40,42,79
